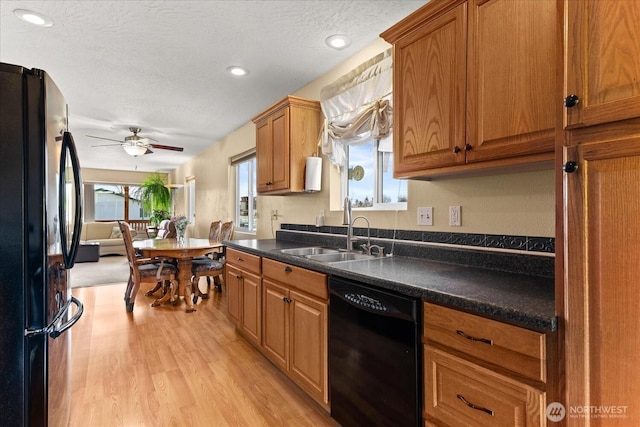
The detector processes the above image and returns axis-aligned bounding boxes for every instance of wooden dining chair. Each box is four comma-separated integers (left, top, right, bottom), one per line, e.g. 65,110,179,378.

191,221,234,301
209,220,222,240
119,221,178,312
156,219,177,239
191,220,222,262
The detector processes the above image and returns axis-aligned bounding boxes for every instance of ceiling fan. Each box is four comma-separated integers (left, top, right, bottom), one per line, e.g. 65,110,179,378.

87,127,184,157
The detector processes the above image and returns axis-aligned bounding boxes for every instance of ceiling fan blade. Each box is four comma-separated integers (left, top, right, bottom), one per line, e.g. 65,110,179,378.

91,143,122,147
86,135,122,143
149,143,184,152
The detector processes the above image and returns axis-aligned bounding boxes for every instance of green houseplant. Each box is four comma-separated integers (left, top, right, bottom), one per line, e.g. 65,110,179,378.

134,172,172,225
149,209,170,226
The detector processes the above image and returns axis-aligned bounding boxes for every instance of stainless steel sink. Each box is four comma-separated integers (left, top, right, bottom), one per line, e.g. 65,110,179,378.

280,247,340,256
305,252,375,263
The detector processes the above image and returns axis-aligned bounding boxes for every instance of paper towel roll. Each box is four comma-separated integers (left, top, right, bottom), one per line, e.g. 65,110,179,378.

305,156,322,192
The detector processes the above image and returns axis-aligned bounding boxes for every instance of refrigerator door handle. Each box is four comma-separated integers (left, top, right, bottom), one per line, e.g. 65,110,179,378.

25,296,84,338
50,295,83,338
59,131,83,269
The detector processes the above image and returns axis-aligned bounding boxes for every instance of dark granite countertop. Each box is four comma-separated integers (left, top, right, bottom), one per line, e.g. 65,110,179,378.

224,238,557,332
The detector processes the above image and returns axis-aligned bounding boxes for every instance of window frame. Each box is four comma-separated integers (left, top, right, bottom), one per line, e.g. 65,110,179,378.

233,150,257,233
342,139,407,211
90,183,146,221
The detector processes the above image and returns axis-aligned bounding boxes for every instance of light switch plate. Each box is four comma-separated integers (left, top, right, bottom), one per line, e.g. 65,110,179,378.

449,206,461,226
417,207,433,226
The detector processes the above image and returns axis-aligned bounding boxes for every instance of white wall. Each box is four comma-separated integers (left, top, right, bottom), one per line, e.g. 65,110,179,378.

167,38,555,240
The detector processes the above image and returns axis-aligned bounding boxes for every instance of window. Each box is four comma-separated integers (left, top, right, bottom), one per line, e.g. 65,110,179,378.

234,152,257,233
344,137,407,209
319,48,406,210
91,184,144,220
187,178,196,224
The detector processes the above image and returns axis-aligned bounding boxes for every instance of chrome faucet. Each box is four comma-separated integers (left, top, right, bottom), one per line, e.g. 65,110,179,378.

352,216,371,251
343,197,353,251
342,197,371,251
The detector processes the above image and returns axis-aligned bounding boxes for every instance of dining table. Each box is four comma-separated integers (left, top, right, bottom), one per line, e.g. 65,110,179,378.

133,237,223,312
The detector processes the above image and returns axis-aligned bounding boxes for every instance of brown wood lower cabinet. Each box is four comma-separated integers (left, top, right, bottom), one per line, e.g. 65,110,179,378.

262,279,328,406
262,259,328,408
225,250,329,410
423,302,548,426
225,249,262,347
225,264,261,346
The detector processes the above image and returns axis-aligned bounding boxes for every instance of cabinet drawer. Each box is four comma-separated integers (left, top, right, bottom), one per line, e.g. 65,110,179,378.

226,248,261,274
262,258,327,300
425,347,545,427
423,302,546,383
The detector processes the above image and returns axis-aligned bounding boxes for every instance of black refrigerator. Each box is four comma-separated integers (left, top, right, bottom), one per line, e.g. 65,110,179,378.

0,63,84,426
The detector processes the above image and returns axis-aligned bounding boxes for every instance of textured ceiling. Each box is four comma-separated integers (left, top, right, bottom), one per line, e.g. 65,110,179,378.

1,0,428,173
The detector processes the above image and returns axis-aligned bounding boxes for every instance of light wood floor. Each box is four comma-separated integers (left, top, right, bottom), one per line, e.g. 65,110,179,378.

70,282,339,427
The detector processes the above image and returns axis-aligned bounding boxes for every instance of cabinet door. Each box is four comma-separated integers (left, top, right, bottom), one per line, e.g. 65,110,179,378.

240,270,262,347
255,118,273,193
565,1,640,128
255,108,290,193
225,264,242,324
466,0,556,162
262,279,289,371
393,3,467,177
289,290,328,405
565,141,640,426
269,107,290,191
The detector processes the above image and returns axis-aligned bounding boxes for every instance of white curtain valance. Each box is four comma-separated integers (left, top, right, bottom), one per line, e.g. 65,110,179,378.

320,48,393,167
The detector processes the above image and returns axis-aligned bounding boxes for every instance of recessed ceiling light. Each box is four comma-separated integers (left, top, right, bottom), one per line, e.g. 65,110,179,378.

14,9,53,27
227,66,249,76
325,34,351,50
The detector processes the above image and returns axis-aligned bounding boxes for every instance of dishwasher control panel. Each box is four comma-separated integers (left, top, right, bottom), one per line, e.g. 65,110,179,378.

344,293,388,312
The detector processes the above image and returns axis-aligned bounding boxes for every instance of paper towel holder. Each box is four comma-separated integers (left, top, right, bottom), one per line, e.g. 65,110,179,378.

304,153,322,193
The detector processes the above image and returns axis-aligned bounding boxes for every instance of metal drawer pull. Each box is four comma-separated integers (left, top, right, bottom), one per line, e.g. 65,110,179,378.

284,266,292,272
456,330,493,345
457,394,494,416
236,257,243,262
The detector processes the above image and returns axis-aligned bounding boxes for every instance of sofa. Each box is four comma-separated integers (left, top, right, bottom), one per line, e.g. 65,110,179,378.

80,221,139,256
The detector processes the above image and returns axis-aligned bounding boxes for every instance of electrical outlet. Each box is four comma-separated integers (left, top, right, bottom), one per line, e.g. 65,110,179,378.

271,209,278,220
417,207,433,226
449,206,461,226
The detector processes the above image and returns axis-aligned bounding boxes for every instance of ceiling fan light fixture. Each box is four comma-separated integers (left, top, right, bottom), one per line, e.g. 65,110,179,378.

123,145,148,157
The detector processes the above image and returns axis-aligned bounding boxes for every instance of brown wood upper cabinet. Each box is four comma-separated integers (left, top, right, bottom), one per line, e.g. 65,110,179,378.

562,2,640,424
564,0,640,130
381,0,557,179
252,96,321,194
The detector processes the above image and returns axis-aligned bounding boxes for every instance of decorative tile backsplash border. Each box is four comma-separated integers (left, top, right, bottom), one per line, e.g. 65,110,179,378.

280,223,555,254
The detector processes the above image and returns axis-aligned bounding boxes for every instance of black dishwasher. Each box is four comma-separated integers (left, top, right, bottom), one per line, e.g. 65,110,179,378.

329,276,421,427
